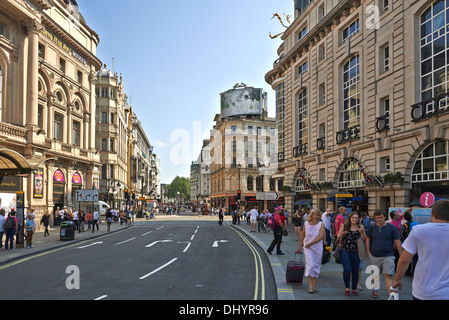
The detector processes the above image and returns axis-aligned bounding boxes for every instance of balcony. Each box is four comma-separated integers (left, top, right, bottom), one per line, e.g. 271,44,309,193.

336,125,360,144
411,93,449,122
316,137,325,151
375,115,390,132
292,143,308,157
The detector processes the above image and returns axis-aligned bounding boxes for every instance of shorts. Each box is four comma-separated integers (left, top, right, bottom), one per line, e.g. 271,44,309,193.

251,218,257,224
369,254,395,275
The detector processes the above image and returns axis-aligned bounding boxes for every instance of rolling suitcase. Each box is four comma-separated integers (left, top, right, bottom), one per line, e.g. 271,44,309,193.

286,253,304,284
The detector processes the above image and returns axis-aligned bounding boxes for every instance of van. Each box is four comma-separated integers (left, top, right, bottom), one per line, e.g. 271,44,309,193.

98,201,110,216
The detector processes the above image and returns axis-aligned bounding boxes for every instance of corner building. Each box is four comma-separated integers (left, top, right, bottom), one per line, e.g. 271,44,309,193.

265,0,449,215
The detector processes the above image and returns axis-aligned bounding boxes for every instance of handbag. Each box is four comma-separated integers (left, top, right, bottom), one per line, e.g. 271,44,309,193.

333,241,342,264
357,237,369,260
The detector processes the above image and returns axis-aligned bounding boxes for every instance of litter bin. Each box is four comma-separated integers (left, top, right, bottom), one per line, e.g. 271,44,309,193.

60,221,76,241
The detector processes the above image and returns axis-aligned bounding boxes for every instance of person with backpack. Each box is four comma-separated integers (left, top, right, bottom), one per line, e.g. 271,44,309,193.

267,207,285,255
4,210,18,250
25,213,36,248
0,209,6,250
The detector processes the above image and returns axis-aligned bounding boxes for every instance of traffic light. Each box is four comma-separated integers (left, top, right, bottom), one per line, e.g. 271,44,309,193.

132,190,135,200
125,188,129,200
237,190,241,200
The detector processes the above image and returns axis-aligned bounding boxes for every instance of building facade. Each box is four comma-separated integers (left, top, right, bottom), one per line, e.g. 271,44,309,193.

0,0,101,222
209,85,280,212
95,64,129,209
265,0,449,215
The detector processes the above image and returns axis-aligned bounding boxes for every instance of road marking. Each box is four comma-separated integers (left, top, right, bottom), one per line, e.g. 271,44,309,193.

232,229,265,300
94,295,108,300
156,226,164,230
139,258,178,280
195,226,199,233
212,240,229,248
145,240,173,248
115,237,136,245
141,231,153,236
77,241,103,249
178,241,191,253
190,234,195,241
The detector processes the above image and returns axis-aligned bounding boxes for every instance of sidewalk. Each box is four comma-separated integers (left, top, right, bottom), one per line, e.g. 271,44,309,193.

229,219,414,300
0,219,134,265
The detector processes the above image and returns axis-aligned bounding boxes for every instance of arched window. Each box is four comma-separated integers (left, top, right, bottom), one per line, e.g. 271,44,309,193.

412,140,449,183
343,55,360,130
420,0,449,101
256,176,263,191
276,83,285,158
297,88,308,146
338,158,365,189
247,175,253,191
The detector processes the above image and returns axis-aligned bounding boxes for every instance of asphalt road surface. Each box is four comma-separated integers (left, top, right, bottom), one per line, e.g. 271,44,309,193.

0,219,277,300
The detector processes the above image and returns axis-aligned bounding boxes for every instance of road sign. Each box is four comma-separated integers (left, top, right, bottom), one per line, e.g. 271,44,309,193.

256,192,279,201
75,189,99,202
420,192,435,208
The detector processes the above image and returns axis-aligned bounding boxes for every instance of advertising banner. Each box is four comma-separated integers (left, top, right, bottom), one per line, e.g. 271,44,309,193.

220,87,263,117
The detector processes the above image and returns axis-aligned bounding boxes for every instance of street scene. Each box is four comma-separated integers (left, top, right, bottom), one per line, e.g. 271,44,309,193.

1,0,449,304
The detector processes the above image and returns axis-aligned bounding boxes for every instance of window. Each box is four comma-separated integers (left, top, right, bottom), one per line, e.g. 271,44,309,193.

298,61,308,77
297,89,308,146
110,138,114,152
319,4,325,20
383,0,389,12
231,125,237,134
0,23,5,36
72,120,80,146
276,83,285,156
412,140,449,183
318,43,325,61
102,138,107,151
54,113,64,141
59,58,66,73
38,105,44,129
77,71,82,84
382,97,390,125
38,43,45,59
298,26,308,41
101,87,108,98
247,176,254,191
338,158,365,188
248,126,253,135
102,112,107,124
420,1,449,101
343,19,359,41
343,55,360,129
381,157,391,172
381,45,390,71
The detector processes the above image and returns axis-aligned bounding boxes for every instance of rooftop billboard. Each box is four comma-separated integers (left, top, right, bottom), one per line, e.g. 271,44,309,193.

220,87,263,118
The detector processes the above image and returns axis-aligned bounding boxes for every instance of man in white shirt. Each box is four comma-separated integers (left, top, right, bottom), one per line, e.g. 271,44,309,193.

72,209,79,231
392,199,449,300
321,208,333,246
92,209,99,233
250,206,259,232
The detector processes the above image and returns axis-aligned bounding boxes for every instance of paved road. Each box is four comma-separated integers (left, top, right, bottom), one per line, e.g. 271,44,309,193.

0,219,276,300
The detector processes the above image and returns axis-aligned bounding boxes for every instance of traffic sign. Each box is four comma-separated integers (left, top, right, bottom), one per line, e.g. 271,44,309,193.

256,192,279,201
420,192,435,208
75,189,99,202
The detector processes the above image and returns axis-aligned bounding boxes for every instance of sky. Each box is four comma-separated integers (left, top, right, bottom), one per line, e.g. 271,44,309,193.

76,0,293,185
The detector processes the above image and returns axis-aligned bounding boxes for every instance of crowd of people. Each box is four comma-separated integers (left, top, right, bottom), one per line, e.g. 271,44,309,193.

233,201,449,300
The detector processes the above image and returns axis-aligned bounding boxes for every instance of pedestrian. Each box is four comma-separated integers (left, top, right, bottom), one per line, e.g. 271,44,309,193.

365,209,402,298
72,209,79,231
25,213,36,248
92,208,99,233
40,209,51,236
293,210,302,241
322,208,333,246
0,209,6,250
267,206,285,255
297,208,325,294
86,210,92,230
337,211,366,296
218,208,224,225
106,208,112,232
334,207,346,243
4,210,18,250
392,199,449,300
389,210,402,232
250,206,259,232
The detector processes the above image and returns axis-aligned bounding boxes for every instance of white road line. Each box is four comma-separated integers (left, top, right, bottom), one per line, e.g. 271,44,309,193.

115,237,136,245
190,234,195,241
156,226,164,230
139,258,178,280
77,241,103,249
141,231,153,236
145,240,173,248
178,241,191,253
94,295,108,300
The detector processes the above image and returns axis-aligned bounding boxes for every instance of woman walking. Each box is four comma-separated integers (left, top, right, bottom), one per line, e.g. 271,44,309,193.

297,208,325,294
337,211,367,296
40,209,51,236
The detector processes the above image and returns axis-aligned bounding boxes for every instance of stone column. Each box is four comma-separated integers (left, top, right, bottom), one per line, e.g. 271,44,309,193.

26,20,40,132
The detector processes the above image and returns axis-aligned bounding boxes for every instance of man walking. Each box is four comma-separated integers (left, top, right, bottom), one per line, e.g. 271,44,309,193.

250,206,259,232
392,199,449,300
366,209,402,298
267,207,285,255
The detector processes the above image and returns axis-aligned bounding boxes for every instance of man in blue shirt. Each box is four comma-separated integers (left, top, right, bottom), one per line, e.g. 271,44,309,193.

366,209,402,298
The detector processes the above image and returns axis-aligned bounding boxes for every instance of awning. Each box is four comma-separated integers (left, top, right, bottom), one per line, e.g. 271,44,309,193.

0,148,33,177
294,200,312,206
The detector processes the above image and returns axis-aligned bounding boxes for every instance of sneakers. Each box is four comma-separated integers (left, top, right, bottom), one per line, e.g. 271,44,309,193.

372,289,379,298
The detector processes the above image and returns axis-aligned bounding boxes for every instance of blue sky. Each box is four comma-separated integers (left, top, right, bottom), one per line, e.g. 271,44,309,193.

76,0,292,184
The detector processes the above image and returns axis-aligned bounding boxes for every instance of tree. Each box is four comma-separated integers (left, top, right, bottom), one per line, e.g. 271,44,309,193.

163,176,190,201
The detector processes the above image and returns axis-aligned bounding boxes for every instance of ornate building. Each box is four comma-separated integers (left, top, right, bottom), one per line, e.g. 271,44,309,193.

265,0,449,215
0,0,101,221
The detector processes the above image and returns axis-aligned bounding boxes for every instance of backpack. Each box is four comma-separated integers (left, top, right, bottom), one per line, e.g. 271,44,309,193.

5,217,15,229
399,222,411,242
268,214,277,230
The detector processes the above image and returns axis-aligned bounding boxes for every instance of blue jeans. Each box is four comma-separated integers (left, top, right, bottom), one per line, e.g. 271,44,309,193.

4,228,15,249
341,249,360,290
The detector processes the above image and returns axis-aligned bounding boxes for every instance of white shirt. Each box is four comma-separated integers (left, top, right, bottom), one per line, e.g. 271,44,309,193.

250,208,258,220
93,211,99,220
402,222,449,300
322,211,332,231
72,211,78,220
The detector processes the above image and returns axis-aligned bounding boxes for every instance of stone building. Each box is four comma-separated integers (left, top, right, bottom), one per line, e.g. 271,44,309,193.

265,0,449,215
0,0,101,222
